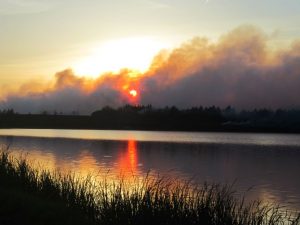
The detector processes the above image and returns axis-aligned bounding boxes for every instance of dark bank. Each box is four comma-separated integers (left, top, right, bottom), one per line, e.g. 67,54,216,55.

1,105,300,133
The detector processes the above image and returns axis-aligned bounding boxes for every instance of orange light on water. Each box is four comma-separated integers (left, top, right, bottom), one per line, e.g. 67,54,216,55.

129,89,137,97
117,140,138,176
127,140,137,170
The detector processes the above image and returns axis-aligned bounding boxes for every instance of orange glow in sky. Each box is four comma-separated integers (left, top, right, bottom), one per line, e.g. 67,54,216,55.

73,37,167,78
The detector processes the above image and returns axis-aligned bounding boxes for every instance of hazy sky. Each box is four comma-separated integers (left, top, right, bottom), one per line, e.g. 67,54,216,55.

1,0,300,84
1,0,300,112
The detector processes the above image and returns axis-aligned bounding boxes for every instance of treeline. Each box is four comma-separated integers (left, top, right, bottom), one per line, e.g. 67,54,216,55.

222,106,300,132
0,105,300,132
91,105,223,131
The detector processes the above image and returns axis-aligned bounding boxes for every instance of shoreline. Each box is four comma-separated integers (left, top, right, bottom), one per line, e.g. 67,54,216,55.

1,126,300,135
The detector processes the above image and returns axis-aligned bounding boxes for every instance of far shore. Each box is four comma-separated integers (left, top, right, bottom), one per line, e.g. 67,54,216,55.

1,105,300,134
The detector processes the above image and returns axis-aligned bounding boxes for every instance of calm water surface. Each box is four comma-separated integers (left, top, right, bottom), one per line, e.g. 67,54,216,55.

0,129,300,211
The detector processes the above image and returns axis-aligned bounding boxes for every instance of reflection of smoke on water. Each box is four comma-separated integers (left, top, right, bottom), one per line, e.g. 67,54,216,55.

0,135,300,211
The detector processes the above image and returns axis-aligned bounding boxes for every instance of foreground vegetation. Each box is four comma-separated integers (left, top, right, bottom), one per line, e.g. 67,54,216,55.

0,151,299,225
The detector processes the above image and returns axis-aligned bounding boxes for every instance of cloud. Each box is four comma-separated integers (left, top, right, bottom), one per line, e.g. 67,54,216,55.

0,0,58,15
140,25,300,109
1,69,127,114
1,25,300,114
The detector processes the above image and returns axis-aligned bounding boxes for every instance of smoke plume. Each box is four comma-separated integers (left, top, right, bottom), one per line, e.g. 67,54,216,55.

2,25,300,114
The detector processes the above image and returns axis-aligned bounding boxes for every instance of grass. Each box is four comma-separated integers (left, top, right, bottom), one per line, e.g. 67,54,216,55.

0,150,299,225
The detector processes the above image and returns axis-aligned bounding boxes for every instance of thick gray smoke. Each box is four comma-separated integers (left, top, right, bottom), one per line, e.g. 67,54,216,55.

2,25,300,114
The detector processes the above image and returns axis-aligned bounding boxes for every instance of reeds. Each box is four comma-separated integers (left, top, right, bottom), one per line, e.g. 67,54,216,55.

0,151,299,225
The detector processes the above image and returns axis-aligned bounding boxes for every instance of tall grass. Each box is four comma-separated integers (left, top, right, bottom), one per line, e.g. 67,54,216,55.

0,150,299,225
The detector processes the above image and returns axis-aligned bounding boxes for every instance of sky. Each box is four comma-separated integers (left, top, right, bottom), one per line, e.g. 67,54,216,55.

1,0,300,113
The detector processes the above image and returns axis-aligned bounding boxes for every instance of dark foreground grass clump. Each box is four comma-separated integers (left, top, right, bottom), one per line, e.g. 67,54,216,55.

0,151,299,225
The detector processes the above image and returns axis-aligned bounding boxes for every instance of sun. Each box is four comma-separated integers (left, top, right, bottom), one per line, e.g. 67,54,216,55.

73,37,167,77
129,89,137,97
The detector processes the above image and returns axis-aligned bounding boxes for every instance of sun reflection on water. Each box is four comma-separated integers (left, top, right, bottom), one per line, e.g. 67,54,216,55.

116,139,138,177
10,139,141,183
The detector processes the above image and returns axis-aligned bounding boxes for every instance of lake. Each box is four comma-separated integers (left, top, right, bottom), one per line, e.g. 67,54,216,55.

0,129,300,212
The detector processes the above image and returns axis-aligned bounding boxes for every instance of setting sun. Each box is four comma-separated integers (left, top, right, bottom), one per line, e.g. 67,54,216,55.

129,89,137,97
73,37,167,77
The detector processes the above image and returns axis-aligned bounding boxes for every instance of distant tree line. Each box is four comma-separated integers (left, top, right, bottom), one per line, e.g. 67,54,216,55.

221,106,300,132
0,109,15,115
0,105,299,132
90,105,223,131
